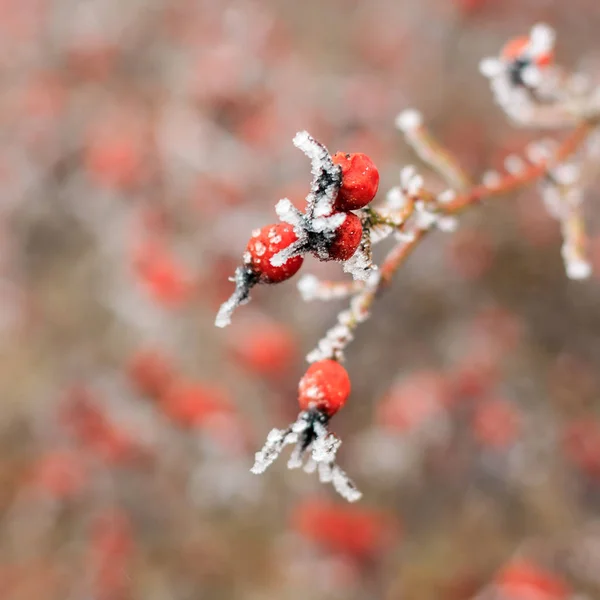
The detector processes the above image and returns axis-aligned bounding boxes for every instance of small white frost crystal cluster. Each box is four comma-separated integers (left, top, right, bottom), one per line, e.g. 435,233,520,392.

388,162,458,238
250,411,362,502
391,24,599,282
305,271,379,363
214,265,255,328
479,23,570,128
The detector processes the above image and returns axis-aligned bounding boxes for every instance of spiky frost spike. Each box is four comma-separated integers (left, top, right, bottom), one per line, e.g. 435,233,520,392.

293,131,342,218
250,409,362,502
215,266,258,328
250,426,300,474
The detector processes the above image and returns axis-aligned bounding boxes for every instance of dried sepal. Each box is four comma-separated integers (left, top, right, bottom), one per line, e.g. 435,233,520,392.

293,131,342,218
250,410,361,503
215,266,258,328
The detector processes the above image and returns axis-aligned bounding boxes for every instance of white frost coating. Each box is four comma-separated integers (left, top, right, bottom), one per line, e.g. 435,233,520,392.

525,140,554,164
529,23,555,58
400,166,417,188
553,164,579,186
521,65,542,88
331,465,362,502
250,427,299,474
437,216,459,232
275,198,304,227
394,230,416,243
482,171,502,188
414,210,438,230
297,274,320,301
437,189,456,205
565,258,592,280
293,130,340,218
250,411,361,502
479,57,503,78
215,266,253,328
311,212,346,233
504,154,527,175
215,297,236,328
370,224,393,244
343,244,373,281
386,186,407,210
270,241,305,267
407,175,424,197
395,109,423,133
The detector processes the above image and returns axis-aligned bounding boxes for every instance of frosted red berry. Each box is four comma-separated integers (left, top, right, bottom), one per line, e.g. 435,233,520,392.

332,152,379,211
501,36,553,67
323,212,362,261
245,223,303,283
298,359,351,417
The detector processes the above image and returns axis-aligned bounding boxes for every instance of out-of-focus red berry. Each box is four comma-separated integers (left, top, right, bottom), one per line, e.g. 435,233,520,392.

133,240,194,308
88,509,134,600
472,398,520,448
377,371,451,432
127,348,175,399
29,450,87,500
495,560,570,600
291,498,397,560
231,320,297,378
563,419,600,478
449,356,498,404
321,212,363,261
85,132,143,190
60,387,144,464
331,152,379,211
245,223,303,283
298,360,350,417
160,380,232,429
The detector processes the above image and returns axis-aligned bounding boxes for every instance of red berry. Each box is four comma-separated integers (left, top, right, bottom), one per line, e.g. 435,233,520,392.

245,223,303,283
298,359,351,417
323,212,362,261
501,36,553,67
332,152,379,211
126,348,175,399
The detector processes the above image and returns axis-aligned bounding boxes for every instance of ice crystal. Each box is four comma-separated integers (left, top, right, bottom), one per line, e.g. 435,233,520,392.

250,411,361,502
293,130,342,218
395,109,423,133
215,266,257,328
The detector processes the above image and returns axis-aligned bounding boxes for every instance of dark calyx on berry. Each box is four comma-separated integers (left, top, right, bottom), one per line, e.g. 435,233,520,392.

508,58,530,86
245,223,303,283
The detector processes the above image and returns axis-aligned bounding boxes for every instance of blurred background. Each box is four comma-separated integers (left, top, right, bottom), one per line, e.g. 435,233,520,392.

2,0,600,598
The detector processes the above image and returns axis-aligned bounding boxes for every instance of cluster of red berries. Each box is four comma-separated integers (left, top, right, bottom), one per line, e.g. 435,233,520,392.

244,151,379,285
